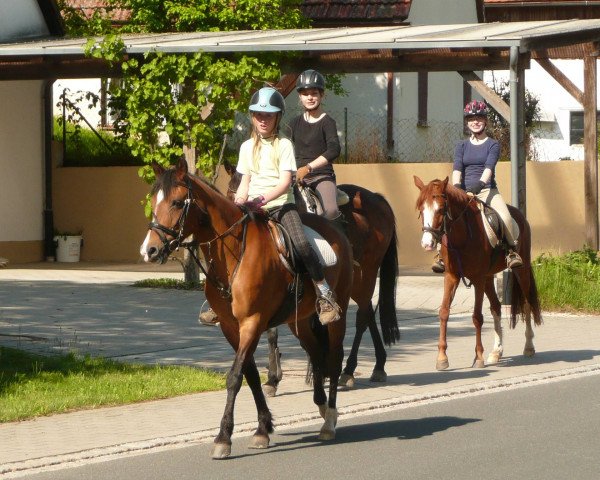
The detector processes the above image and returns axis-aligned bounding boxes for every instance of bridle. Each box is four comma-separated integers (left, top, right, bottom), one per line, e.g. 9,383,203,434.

420,190,476,287
420,191,475,241
148,176,249,299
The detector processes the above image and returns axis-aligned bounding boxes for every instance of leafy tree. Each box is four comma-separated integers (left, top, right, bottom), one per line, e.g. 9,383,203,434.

61,0,309,183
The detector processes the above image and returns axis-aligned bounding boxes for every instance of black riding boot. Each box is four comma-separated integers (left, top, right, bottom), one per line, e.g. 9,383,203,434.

330,213,348,236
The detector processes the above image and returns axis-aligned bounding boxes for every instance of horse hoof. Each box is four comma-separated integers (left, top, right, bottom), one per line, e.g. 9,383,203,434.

262,384,277,397
318,429,336,441
211,442,232,459
370,369,387,382
523,347,535,357
249,434,269,449
339,373,355,388
487,353,501,364
473,359,485,368
436,359,449,371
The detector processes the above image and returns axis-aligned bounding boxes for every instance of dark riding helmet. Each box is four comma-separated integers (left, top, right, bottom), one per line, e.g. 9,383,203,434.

464,100,489,118
296,69,326,92
249,87,286,115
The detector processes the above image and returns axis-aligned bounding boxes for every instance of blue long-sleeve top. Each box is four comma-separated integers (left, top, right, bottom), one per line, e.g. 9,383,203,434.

453,138,500,190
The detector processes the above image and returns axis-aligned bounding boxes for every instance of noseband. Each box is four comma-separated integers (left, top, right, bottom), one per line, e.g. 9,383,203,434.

148,178,194,255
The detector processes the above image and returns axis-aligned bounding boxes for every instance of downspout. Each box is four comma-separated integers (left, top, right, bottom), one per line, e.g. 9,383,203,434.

509,46,519,210
43,80,55,261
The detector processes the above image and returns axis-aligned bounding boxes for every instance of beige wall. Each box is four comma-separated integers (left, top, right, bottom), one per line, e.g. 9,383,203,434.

3,161,587,266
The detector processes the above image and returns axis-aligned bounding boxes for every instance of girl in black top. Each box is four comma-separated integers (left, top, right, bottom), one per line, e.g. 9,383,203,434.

288,69,343,229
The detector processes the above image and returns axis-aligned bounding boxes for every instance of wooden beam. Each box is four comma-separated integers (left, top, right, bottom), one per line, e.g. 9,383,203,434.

459,71,511,122
583,46,599,249
535,57,584,106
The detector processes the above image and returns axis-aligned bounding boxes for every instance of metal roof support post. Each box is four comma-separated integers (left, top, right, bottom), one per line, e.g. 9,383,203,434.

509,46,526,214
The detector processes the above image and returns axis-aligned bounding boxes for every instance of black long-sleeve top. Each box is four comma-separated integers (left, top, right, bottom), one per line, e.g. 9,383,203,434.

288,113,340,178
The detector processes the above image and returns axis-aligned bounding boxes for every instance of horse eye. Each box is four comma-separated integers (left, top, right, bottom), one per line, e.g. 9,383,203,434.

172,200,185,209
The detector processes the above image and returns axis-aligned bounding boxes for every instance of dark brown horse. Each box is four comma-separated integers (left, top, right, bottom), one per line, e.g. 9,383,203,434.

225,165,399,392
414,176,542,370
140,158,353,458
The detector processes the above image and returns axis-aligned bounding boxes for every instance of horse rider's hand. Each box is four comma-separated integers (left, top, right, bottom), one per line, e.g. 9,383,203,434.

466,181,486,195
243,195,266,211
296,165,310,184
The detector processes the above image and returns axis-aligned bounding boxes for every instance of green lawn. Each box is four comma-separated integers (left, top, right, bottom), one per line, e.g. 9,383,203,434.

0,347,225,423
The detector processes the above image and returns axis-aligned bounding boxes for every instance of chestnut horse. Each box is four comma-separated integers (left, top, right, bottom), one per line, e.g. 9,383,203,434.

140,158,353,458
225,166,400,392
414,176,542,370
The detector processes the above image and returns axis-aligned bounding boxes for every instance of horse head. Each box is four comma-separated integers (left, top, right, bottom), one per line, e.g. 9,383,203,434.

414,176,451,251
140,157,241,264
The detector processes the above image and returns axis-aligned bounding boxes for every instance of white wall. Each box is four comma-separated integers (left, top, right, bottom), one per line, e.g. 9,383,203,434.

485,59,600,162
0,81,44,241
53,78,103,128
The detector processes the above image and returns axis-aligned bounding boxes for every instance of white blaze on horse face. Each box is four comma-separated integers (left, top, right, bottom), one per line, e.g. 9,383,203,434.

139,189,165,261
421,200,439,251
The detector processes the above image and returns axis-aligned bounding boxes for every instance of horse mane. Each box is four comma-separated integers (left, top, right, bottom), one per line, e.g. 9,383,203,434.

415,178,470,210
152,167,226,201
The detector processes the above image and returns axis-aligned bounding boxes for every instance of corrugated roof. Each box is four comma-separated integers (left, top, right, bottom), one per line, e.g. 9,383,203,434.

2,19,600,56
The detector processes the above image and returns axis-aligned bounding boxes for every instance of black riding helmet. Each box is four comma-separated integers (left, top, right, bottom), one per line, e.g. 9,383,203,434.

296,69,326,92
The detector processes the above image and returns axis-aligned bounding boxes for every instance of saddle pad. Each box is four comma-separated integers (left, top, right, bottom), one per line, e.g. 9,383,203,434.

478,203,520,248
303,226,338,267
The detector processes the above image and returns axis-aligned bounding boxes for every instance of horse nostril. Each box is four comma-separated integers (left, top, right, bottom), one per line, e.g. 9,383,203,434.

147,246,158,260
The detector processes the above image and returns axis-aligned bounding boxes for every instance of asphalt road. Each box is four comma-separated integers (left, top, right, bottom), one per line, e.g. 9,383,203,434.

17,372,600,480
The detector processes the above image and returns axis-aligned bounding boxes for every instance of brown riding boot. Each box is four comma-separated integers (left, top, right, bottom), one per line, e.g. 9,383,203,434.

198,307,219,326
317,290,341,325
431,254,445,273
506,250,523,269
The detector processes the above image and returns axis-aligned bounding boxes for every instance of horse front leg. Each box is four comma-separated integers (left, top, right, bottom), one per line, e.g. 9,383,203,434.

244,356,274,449
437,273,459,370
262,327,282,397
485,277,504,365
212,352,245,459
471,280,486,368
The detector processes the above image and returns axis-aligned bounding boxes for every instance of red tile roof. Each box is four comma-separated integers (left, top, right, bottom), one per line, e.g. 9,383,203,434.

62,0,130,23
301,0,412,25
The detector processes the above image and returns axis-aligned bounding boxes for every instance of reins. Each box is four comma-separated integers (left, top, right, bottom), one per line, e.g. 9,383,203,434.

422,191,476,288
148,176,249,300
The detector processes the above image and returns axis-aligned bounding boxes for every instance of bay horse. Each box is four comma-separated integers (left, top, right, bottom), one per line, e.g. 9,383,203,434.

225,164,399,393
414,176,542,370
140,158,353,458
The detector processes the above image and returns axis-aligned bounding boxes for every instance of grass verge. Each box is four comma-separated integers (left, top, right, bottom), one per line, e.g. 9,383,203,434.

533,247,600,314
0,347,225,423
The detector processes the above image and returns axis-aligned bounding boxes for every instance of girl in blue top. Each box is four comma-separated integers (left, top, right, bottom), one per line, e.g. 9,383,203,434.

451,100,523,270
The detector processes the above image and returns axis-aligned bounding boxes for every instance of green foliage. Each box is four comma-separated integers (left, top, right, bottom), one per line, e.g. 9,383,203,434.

533,247,600,313
72,0,309,184
53,117,142,167
0,347,226,422
133,277,205,290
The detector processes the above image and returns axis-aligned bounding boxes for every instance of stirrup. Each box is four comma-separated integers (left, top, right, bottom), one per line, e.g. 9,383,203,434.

506,250,523,269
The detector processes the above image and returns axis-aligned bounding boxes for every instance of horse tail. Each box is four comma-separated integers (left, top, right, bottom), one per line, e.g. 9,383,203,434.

379,227,400,345
510,267,543,328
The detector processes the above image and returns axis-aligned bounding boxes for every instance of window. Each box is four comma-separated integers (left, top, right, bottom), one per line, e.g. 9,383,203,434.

569,111,600,145
570,111,584,145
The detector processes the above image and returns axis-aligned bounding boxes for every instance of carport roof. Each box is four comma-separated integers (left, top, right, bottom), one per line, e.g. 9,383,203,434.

1,19,600,78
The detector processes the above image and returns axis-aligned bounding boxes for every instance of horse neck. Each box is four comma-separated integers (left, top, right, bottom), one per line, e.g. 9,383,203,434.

190,176,243,243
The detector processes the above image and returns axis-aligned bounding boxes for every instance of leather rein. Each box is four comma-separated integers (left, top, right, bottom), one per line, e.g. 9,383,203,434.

421,192,476,287
148,177,249,300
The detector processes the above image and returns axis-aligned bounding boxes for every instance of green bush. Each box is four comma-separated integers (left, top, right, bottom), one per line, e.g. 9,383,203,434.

53,117,143,167
533,247,600,313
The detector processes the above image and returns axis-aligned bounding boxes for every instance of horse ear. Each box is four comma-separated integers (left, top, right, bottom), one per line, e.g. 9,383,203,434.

413,175,425,191
152,161,165,178
175,157,188,180
442,177,449,189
